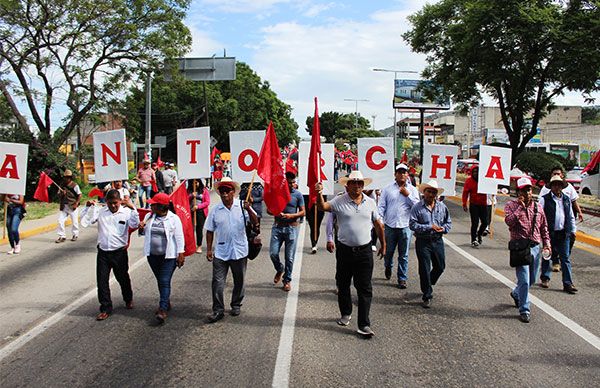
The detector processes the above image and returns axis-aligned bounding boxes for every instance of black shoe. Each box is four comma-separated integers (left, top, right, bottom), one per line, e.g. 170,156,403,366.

384,267,391,280
397,280,407,289
510,292,519,308
563,284,578,294
207,312,224,323
421,299,431,309
357,326,374,338
230,308,241,316
519,313,530,323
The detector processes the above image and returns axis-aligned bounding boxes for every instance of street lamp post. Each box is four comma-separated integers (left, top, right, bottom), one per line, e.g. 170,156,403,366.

372,68,419,160
344,98,369,128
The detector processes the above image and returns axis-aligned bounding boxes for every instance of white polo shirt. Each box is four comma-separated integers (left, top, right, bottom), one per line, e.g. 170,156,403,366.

328,193,380,247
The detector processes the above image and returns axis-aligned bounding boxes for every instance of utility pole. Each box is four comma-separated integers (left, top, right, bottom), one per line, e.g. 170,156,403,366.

371,114,377,130
145,74,152,161
344,98,369,128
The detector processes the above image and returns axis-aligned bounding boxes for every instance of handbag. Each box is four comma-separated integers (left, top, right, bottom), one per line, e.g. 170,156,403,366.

241,200,262,260
508,202,538,268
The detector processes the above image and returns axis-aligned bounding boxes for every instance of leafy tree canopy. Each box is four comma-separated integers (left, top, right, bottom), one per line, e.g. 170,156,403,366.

404,0,600,164
582,106,600,124
118,62,298,158
305,111,374,144
0,0,191,148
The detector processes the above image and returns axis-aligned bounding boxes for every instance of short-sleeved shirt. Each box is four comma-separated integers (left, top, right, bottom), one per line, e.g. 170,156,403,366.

274,189,304,224
162,169,178,187
204,201,249,260
137,167,155,186
328,193,380,247
539,183,579,202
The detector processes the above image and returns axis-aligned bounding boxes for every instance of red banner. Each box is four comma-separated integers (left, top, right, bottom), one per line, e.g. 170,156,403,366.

33,172,55,202
257,121,290,215
170,182,196,256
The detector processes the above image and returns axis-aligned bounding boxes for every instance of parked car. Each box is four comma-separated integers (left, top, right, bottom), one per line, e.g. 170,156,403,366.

457,159,479,174
580,152,599,198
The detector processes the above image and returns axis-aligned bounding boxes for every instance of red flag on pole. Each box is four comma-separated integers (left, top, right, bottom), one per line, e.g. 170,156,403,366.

210,147,221,166
170,182,196,256
257,121,290,215
88,187,105,199
400,150,408,164
33,172,55,202
156,155,165,168
307,97,325,209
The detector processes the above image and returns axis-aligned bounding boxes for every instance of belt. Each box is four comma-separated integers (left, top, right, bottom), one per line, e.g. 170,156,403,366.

274,222,298,227
338,242,371,252
415,234,443,242
97,245,127,253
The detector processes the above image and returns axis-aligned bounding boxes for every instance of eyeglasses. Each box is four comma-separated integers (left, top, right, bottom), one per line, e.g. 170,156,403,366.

218,187,233,194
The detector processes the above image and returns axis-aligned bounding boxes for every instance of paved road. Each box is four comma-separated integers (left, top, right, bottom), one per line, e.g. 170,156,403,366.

1,193,599,387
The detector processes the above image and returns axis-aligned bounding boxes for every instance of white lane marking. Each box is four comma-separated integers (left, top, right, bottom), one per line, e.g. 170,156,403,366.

444,238,600,352
272,222,306,388
0,254,148,362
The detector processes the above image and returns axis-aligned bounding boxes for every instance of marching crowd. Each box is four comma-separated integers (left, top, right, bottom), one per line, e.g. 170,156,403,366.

4,159,583,338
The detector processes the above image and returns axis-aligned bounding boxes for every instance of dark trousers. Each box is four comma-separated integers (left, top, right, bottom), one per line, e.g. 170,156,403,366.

96,247,133,313
195,210,206,246
469,204,488,242
336,243,373,328
147,255,177,311
415,238,446,301
212,258,247,314
306,205,325,247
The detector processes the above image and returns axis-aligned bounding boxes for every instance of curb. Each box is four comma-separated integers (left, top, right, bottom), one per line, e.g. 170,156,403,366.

446,196,600,249
0,219,71,246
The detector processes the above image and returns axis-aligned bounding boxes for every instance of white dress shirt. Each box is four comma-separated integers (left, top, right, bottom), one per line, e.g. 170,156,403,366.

377,181,420,229
93,205,140,251
204,201,248,261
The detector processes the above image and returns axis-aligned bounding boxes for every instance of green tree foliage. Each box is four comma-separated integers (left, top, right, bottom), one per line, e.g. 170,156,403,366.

305,111,376,144
404,0,600,164
516,151,565,183
582,106,600,124
0,93,14,124
119,62,298,157
0,0,191,148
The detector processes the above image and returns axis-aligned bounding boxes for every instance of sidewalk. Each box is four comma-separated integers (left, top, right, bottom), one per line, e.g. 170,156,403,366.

0,211,68,246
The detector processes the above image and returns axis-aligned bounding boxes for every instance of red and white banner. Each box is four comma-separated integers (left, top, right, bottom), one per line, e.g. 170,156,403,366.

298,142,334,196
93,129,128,183
177,127,210,179
230,130,265,183
422,144,459,196
0,141,28,195
478,145,512,194
357,137,394,189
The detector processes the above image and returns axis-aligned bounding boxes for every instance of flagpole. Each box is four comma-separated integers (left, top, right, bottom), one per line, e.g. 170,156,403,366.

246,171,257,203
2,198,7,240
193,179,197,227
490,201,495,239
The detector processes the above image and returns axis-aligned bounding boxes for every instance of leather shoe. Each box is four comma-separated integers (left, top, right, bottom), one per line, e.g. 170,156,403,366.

540,280,549,289
384,267,391,280
125,301,134,309
207,312,224,323
283,282,291,292
96,312,110,321
397,280,407,289
230,308,240,316
421,299,431,309
563,284,578,294
519,313,531,323
274,271,283,284
155,309,168,323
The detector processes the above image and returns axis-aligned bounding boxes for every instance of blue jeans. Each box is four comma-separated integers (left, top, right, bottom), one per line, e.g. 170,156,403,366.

270,225,298,284
512,244,541,315
415,237,446,300
139,185,152,208
147,255,177,311
384,225,412,282
541,232,573,286
7,206,22,248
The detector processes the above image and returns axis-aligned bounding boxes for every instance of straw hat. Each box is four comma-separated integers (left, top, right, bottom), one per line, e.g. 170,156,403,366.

214,177,240,192
548,175,568,189
418,179,444,195
63,169,73,177
339,171,372,187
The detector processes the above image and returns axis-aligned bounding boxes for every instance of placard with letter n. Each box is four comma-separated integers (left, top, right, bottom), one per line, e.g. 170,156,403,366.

93,129,128,183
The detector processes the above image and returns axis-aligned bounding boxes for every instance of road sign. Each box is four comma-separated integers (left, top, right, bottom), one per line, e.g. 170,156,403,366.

165,57,236,81
210,136,218,148
155,136,167,148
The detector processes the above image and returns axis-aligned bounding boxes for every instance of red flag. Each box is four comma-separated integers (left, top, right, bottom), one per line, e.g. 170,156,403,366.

170,181,196,256
156,156,165,168
150,179,158,193
307,97,326,209
401,150,408,164
33,172,55,202
88,187,105,199
257,121,290,215
210,147,221,166
285,157,297,174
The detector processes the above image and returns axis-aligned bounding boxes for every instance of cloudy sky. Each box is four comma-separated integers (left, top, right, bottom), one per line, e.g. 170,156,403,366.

184,0,598,137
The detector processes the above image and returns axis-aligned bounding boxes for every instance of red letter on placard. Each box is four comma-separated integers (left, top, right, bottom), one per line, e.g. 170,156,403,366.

366,146,387,170
430,155,453,179
485,156,504,179
238,149,258,171
186,140,201,164
101,142,121,167
0,154,19,179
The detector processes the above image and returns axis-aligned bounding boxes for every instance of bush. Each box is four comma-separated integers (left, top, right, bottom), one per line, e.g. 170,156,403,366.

516,151,564,182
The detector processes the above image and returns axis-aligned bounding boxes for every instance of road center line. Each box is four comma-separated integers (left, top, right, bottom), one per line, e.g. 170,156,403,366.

272,222,306,388
0,254,148,362
444,237,600,352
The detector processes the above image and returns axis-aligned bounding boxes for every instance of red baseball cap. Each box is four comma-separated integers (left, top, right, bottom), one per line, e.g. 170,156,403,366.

147,193,170,205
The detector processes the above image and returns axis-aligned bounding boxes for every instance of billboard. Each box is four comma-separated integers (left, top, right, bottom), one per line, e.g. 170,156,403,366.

393,79,451,110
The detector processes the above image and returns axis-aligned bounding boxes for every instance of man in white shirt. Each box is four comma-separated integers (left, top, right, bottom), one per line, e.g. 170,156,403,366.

85,189,140,321
377,163,420,288
162,163,179,194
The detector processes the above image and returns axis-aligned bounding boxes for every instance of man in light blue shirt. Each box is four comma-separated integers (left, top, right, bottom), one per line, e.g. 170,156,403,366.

378,163,420,288
205,178,258,323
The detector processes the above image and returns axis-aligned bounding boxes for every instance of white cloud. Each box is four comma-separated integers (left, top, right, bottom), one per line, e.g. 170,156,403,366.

199,0,290,14
302,2,336,17
187,26,226,57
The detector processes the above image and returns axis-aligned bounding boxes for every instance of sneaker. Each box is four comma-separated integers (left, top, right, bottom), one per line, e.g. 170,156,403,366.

96,312,110,321
519,313,530,323
482,228,490,237
540,280,549,289
397,280,407,289
384,267,392,280
357,326,375,338
207,312,224,323
155,309,168,323
510,292,519,308
273,271,283,284
71,235,78,241
552,263,560,272
196,247,203,254
311,246,317,254
421,299,432,309
471,241,479,248
55,237,66,243
371,245,377,252
336,315,351,326
7,248,14,255
282,282,291,292
13,244,20,254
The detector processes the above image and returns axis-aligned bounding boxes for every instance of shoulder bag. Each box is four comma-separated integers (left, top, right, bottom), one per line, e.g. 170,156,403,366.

508,202,538,268
241,200,262,260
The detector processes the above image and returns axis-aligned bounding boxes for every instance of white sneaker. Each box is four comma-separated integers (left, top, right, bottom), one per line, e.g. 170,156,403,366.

7,248,14,255
371,245,377,252
311,246,317,254
471,241,479,248
14,244,21,254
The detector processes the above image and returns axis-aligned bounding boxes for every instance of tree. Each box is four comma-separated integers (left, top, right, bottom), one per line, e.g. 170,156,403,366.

305,111,374,143
0,0,191,149
404,0,600,164
582,106,600,124
119,62,298,157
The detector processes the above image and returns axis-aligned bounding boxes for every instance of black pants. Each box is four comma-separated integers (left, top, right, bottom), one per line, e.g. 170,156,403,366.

336,243,373,328
212,258,247,314
469,204,488,242
195,210,206,246
415,238,446,300
97,247,133,313
306,204,325,247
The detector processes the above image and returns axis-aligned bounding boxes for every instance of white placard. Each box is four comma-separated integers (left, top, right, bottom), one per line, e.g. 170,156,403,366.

422,144,459,196
478,145,512,194
297,142,334,196
357,137,394,189
0,142,28,195
93,129,128,183
230,130,265,183
177,127,210,179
